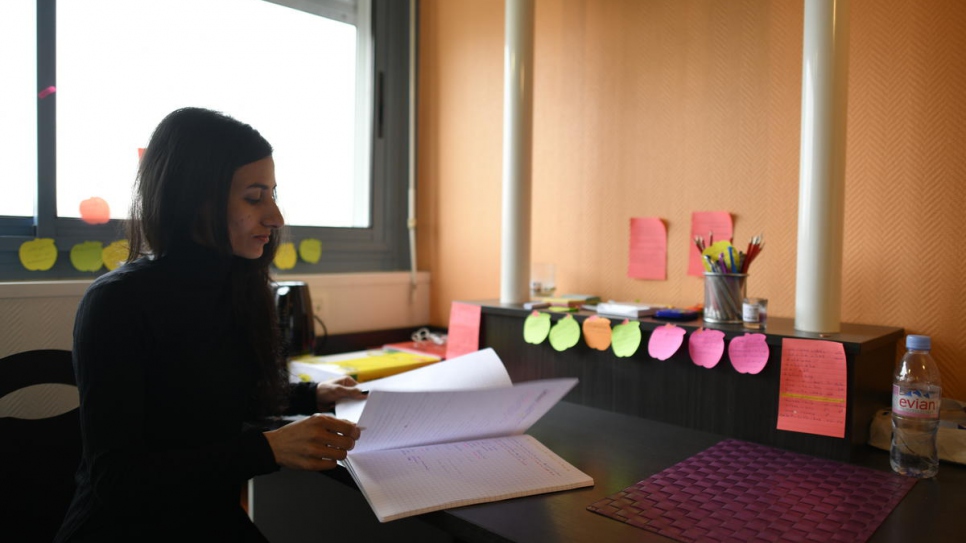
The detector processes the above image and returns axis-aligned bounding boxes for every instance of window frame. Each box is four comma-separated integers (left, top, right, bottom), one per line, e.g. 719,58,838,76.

0,0,412,280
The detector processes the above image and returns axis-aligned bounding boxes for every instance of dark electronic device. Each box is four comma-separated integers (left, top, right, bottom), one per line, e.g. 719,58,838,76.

273,281,316,358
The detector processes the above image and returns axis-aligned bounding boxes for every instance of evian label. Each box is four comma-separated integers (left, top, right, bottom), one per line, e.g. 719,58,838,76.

893,385,941,418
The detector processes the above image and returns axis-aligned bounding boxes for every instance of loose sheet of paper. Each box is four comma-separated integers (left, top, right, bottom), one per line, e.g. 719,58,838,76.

335,348,512,423
351,377,578,454
628,217,666,280
346,434,593,522
689,211,733,276
777,338,847,438
445,302,482,360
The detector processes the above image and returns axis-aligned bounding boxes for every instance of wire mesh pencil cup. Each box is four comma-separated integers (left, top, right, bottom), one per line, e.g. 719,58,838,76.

703,272,747,323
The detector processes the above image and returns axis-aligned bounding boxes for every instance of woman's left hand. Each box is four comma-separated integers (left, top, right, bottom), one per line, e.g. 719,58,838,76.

316,376,368,412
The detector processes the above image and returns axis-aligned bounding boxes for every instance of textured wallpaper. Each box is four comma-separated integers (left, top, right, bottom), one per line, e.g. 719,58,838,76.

418,0,966,398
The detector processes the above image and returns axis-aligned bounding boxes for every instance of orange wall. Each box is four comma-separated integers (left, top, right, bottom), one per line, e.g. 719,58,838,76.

417,0,966,399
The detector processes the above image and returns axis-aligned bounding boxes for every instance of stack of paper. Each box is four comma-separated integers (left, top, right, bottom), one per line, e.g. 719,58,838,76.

596,301,664,318
334,349,594,522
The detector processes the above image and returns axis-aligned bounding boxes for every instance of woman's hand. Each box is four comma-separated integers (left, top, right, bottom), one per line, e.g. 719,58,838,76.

316,376,368,412
263,414,361,471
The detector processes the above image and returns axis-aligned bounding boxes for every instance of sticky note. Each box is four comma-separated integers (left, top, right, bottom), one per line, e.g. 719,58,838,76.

19,238,58,271
79,197,111,225
445,302,482,360
274,242,297,270
689,211,733,276
523,311,551,344
627,217,667,280
776,338,847,438
70,241,104,272
647,323,686,361
688,328,725,368
728,333,770,374
582,315,612,351
548,314,580,352
299,238,322,264
102,240,130,271
611,320,642,358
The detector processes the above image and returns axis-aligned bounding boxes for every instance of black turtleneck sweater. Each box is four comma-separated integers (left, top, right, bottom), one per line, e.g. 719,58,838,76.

55,243,316,542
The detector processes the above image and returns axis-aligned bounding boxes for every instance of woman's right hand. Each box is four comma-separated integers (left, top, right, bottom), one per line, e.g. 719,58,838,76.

263,414,361,471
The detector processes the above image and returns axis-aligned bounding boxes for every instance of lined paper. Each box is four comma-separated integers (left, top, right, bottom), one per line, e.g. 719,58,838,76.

777,338,847,438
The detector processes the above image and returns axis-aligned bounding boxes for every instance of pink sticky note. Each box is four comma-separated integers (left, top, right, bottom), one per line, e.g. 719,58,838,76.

689,328,725,368
776,338,847,438
728,333,770,374
38,86,56,99
689,211,733,277
647,323,686,360
627,217,666,280
445,302,482,360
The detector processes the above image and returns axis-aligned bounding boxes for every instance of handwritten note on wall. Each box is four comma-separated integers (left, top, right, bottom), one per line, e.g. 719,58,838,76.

445,302,482,360
689,211,733,277
777,338,847,438
627,217,666,280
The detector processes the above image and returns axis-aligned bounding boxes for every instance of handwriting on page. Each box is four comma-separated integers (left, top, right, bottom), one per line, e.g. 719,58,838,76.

627,217,667,280
777,338,847,438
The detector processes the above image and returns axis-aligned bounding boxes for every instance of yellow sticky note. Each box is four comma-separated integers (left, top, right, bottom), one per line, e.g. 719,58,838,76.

611,320,642,358
70,241,104,272
274,242,297,270
299,238,322,264
523,311,551,344
548,314,580,352
702,240,737,272
102,240,130,271
19,238,58,271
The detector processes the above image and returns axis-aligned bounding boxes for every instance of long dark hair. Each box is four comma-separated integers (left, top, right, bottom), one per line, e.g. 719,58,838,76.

129,107,287,415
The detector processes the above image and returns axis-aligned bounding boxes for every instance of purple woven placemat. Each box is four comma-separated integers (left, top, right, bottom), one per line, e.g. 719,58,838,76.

587,439,916,543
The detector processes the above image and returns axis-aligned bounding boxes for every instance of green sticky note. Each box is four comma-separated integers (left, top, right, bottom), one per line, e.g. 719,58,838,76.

299,238,322,264
548,314,580,352
611,320,642,357
70,241,104,272
523,312,551,344
102,240,130,271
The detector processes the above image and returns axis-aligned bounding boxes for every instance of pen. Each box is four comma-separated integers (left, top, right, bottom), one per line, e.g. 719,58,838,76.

728,246,736,273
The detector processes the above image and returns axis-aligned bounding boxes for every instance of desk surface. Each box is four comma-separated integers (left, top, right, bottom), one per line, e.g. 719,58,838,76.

419,402,965,543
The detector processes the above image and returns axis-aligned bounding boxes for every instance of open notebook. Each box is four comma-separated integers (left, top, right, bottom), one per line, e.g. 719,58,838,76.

334,349,594,522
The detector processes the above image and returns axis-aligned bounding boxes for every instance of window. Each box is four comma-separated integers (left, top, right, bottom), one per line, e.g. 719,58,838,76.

0,0,412,280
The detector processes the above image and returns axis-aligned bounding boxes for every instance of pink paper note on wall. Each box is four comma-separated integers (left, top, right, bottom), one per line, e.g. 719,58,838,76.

445,302,482,360
777,338,847,438
628,217,667,280
689,211,733,277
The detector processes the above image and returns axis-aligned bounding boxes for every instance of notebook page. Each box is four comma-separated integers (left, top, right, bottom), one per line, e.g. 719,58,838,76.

335,347,512,423
351,378,577,454
345,434,594,522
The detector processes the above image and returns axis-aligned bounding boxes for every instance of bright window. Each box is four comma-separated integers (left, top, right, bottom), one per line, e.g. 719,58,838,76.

56,0,372,227
0,0,37,218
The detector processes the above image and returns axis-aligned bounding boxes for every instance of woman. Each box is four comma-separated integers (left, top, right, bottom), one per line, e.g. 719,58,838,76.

56,107,365,541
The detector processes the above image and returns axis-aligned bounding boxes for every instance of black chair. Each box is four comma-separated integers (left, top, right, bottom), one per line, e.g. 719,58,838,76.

0,349,80,543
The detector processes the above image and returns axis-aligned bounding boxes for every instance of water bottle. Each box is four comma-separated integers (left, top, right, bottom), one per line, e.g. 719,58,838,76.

890,334,942,478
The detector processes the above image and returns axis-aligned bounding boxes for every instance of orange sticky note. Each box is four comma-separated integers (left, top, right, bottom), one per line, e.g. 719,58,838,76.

776,338,847,438
627,217,666,280
582,315,612,351
689,211,733,277
445,302,482,360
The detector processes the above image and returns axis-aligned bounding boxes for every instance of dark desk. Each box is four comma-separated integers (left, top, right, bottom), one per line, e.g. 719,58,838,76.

252,402,964,543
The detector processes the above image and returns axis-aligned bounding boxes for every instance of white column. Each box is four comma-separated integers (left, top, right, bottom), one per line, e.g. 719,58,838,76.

795,0,850,333
500,0,535,304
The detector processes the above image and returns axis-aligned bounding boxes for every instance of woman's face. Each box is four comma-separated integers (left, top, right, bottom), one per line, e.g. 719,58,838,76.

227,156,284,259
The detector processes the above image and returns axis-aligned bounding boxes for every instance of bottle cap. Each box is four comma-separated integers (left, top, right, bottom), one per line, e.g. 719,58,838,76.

906,334,931,351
